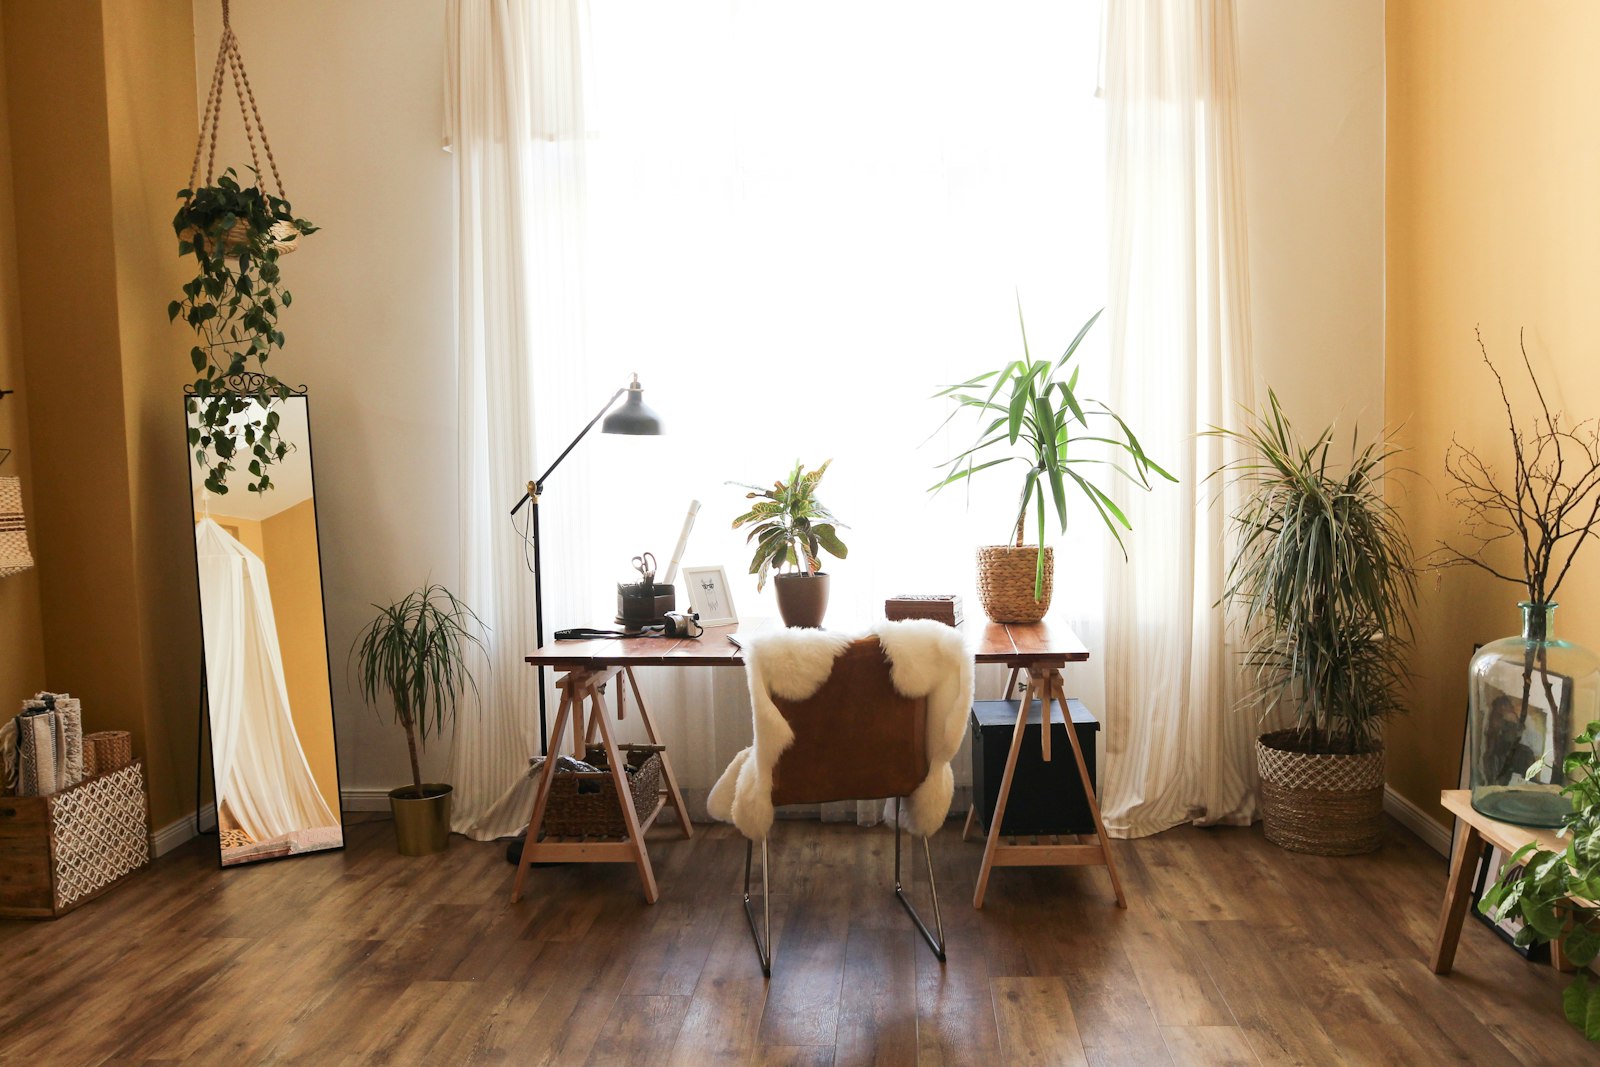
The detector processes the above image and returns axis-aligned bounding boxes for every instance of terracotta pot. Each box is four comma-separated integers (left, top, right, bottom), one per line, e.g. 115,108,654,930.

774,572,830,628
975,545,1054,623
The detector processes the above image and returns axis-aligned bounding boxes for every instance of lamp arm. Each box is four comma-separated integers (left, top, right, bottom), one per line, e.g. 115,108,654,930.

509,386,626,516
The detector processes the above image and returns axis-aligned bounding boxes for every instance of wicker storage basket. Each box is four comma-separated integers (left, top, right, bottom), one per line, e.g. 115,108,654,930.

83,731,133,776
1256,730,1386,856
0,761,151,918
541,745,664,839
976,545,1054,623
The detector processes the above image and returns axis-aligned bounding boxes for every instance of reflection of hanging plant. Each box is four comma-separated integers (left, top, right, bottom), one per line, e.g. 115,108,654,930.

170,169,316,494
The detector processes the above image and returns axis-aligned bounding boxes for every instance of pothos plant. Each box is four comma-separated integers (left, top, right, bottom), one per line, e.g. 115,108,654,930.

1480,719,1600,1041
730,459,849,589
169,168,317,495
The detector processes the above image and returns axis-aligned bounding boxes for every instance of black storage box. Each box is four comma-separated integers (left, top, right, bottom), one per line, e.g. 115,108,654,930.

970,698,1099,837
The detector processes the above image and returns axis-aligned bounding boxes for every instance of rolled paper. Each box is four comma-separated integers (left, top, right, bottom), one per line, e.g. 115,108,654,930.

661,499,700,586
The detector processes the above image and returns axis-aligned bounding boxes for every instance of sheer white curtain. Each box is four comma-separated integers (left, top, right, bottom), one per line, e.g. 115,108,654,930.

448,1,1117,833
1099,0,1259,837
447,0,598,839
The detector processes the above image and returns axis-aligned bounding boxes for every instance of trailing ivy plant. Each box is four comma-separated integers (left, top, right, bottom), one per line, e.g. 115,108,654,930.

169,168,317,495
1480,720,1600,1041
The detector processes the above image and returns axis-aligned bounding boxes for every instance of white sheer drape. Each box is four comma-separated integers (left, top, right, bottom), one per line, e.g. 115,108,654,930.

447,1,1114,833
447,0,598,839
196,519,339,842
1099,0,1259,837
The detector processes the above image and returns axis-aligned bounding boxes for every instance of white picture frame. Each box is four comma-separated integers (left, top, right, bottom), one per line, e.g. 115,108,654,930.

683,565,737,627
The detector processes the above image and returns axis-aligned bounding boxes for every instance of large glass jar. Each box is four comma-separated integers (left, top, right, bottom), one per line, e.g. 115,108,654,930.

1469,602,1600,827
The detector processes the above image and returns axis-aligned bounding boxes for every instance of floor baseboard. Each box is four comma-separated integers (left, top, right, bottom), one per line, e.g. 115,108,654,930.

1384,784,1451,857
340,787,393,813
150,804,216,858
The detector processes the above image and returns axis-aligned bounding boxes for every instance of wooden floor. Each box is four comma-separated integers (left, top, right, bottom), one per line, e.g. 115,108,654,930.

0,814,1590,1066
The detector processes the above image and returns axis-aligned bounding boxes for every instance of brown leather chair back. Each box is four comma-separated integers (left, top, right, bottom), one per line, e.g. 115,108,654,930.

768,637,928,807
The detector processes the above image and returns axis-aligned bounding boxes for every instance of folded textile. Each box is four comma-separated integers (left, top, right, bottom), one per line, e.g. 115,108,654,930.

0,716,16,795
0,476,33,578
16,692,86,795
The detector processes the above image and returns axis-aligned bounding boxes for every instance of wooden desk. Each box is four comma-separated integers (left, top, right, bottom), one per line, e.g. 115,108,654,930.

512,618,1124,912
1432,789,1576,974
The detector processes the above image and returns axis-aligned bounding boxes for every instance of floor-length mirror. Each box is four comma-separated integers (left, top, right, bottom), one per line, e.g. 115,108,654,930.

187,386,344,866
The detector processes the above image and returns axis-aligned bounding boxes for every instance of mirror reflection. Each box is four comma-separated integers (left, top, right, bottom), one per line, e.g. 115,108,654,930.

189,394,344,866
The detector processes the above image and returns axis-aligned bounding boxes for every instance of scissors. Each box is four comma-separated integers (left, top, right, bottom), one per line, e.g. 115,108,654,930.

631,552,658,585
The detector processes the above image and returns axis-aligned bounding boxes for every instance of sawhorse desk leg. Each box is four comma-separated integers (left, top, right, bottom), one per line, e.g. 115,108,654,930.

972,666,1126,911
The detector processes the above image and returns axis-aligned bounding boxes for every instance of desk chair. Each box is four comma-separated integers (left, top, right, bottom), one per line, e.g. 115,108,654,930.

738,636,948,976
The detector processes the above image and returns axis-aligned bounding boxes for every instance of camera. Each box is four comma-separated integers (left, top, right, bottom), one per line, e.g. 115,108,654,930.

663,611,702,638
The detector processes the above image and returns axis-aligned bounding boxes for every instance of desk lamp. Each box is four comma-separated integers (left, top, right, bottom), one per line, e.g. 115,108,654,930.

511,374,663,753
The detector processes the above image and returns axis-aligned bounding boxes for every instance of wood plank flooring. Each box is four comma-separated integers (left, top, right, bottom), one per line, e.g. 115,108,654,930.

0,813,1591,1065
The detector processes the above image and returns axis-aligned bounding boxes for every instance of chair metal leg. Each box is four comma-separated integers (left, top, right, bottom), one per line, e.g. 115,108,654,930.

742,836,772,977
893,797,947,962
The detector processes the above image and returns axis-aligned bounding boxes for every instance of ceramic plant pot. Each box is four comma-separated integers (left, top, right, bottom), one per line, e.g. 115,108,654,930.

774,572,830,628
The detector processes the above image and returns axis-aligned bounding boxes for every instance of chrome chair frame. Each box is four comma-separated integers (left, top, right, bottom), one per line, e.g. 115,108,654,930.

743,796,946,977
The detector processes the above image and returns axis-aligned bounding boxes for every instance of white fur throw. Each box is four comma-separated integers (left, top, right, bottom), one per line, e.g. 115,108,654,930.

707,619,974,840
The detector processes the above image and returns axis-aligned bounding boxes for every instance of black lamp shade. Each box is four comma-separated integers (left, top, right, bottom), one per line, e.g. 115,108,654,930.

601,382,663,435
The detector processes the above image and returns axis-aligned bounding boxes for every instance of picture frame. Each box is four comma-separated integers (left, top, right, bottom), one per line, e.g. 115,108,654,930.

1469,842,1549,962
1476,657,1572,788
683,565,737,627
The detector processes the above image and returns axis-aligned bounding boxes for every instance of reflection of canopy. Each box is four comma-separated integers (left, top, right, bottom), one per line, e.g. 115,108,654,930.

196,517,337,842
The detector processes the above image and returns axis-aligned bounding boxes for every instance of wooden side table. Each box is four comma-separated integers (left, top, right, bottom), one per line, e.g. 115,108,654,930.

1432,789,1581,974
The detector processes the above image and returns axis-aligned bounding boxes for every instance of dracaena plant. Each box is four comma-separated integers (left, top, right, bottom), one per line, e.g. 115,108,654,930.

930,305,1174,595
352,585,486,797
170,167,317,495
1480,720,1600,1041
1210,390,1417,754
730,459,849,590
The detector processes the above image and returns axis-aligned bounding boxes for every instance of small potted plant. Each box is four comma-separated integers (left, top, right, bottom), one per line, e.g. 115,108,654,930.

353,584,486,855
170,167,317,496
1212,390,1417,855
731,459,849,628
1480,718,1600,1041
931,305,1173,622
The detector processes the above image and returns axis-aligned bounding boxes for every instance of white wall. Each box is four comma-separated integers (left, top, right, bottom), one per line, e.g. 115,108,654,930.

1237,0,1386,435
192,0,457,800
189,0,1387,801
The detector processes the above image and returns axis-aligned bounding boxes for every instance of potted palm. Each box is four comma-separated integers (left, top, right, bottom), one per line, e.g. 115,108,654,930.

931,305,1173,622
731,459,849,628
353,584,486,855
1212,391,1417,855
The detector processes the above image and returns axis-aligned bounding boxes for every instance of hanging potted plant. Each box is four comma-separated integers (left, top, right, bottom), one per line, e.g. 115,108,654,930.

1212,390,1417,856
172,5,317,496
353,585,486,856
930,305,1173,622
1439,330,1600,829
731,459,849,628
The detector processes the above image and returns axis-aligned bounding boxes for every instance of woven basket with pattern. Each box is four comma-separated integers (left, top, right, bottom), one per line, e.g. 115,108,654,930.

975,545,1054,623
1256,730,1385,856
83,731,133,776
540,745,664,839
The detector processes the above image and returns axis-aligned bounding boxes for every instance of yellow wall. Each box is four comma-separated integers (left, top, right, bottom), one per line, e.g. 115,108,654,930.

1387,2,1600,827
1,0,199,826
261,499,339,815
0,12,46,706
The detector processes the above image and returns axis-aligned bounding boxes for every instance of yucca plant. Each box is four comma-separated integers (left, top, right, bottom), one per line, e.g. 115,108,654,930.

1211,391,1417,754
930,305,1174,595
353,584,486,797
730,459,849,590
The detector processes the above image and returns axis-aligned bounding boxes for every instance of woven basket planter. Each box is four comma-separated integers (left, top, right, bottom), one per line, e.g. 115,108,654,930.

178,218,301,258
976,545,1054,623
1257,730,1385,856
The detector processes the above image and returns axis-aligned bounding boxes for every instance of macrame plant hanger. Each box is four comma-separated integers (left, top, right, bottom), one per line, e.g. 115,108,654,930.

185,0,299,253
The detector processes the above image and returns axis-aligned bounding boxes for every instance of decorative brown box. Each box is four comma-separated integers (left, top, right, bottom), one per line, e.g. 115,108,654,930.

884,594,964,627
0,760,151,918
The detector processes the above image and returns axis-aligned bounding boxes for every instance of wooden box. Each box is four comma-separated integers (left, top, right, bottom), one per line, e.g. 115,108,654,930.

970,699,1098,837
884,594,964,626
0,760,151,918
